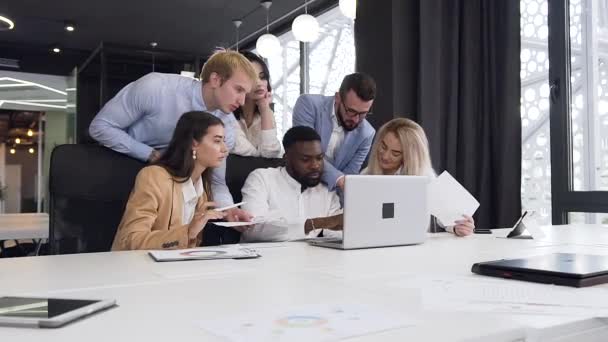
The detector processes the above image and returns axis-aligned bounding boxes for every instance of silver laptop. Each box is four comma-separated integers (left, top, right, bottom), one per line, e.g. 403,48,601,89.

309,175,430,250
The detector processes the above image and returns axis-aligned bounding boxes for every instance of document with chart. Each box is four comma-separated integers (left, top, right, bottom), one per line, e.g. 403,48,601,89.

148,245,260,262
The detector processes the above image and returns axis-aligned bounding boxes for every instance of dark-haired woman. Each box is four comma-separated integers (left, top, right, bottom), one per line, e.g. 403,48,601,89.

232,51,282,158
112,111,228,250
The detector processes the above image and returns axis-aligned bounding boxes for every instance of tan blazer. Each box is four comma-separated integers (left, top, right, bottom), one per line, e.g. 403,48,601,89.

111,166,208,251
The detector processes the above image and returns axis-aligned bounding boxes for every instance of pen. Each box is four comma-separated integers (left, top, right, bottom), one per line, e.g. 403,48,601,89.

213,202,246,211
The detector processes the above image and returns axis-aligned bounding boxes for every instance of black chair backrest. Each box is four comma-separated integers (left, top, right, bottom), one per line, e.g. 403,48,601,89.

49,146,283,254
49,144,145,254
226,154,284,203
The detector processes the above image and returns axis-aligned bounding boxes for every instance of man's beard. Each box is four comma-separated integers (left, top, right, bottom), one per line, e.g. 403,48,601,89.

337,108,357,132
295,173,322,188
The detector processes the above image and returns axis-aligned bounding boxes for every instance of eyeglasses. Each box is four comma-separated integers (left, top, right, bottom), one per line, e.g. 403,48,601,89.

340,99,372,119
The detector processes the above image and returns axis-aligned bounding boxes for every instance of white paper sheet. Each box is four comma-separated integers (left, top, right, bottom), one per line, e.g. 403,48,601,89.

214,217,266,228
198,304,416,342
236,242,288,249
148,245,260,262
213,221,255,227
428,171,480,225
392,275,608,316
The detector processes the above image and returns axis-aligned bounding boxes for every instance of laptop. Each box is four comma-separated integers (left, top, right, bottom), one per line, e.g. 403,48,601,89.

309,175,430,250
472,253,608,287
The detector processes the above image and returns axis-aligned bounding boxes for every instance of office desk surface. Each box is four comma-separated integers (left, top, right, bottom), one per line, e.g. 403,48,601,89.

0,213,49,240
1,225,608,341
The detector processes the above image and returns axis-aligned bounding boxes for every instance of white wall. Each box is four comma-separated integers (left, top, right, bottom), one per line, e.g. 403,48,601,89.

5,164,21,213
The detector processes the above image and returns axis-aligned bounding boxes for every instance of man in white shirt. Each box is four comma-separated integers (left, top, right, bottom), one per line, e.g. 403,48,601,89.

241,126,343,242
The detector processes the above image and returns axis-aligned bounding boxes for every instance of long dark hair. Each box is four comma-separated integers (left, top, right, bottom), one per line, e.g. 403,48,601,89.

233,51,272,120
156,111,224,198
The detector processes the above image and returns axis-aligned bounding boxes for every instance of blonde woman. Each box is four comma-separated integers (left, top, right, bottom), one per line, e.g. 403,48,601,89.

362,118,475,237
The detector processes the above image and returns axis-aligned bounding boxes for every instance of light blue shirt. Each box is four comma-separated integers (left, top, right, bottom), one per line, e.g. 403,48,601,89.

89,72,237,206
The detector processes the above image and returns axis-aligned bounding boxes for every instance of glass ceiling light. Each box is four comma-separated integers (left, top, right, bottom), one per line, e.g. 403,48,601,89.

64,21,75,32
256,1,281,58
292,1,319,42
339,0,357,20
0,15,15,31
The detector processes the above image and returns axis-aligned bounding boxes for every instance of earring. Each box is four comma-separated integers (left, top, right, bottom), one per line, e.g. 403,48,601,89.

192,150,197,160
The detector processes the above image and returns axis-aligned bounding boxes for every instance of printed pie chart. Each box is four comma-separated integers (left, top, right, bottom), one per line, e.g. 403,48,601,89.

180,250,228,257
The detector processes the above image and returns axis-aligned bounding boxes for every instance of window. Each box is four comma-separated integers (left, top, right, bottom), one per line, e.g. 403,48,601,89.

521,0,552,224
256,6,356,140
547,0,608,224
263,31,301,141
308,9,356,96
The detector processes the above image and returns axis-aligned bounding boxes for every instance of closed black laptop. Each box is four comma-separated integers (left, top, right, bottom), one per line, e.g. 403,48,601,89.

472,253,608,287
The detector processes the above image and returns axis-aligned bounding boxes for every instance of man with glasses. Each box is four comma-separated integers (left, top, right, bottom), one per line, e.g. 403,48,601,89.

292,72,376,191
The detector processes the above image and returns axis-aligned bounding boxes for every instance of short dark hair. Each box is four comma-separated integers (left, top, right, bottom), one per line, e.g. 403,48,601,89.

282,126,321,152
339,72,376,101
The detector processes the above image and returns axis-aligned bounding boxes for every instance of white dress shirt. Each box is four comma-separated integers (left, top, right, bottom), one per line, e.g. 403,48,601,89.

232,116,282,158
241,167,342,242
325,102,345,162
181,177,204,225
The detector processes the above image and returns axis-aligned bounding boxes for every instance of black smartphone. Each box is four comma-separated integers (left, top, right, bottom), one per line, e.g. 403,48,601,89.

474,229,492,234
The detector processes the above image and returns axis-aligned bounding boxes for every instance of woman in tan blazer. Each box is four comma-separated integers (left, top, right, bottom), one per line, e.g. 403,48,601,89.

112,111,227,251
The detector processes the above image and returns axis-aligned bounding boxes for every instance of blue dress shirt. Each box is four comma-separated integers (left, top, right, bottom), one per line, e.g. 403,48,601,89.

89,72,237,206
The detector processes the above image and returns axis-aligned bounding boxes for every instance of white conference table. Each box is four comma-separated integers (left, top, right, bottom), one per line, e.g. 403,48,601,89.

0,213,49,240
0,213,49,255
1,224,608,341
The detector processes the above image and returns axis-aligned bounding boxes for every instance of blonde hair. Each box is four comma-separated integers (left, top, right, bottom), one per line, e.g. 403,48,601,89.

366,118,434,176
200,49,258,85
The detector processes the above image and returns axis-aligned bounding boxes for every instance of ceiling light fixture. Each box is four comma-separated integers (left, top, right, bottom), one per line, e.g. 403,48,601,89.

27,129,33,137
64,21,75,32
9,148,15,154
29,148,35,154
256,1,281,58
15,138,21,144
0,77,68,95
233,19,243,51
0,15,15,31
292,1,319,42
52,46,61,54
0,100,67,109
339,0,357,19
0,83,31,88
149,42,157,72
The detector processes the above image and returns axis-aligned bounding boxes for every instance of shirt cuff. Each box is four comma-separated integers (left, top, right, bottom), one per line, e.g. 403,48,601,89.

335,175,345,188
131,142,155,162
260,128,278,144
